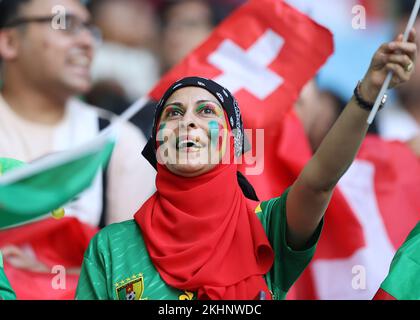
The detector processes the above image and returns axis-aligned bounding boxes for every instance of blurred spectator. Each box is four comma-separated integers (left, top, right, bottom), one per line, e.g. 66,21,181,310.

90,0,158,49
136,0,220,138
131,0,247,138
0,0,155,228
295,80,345,152
85,0,160,128
377,0,420,149
159,0,217,73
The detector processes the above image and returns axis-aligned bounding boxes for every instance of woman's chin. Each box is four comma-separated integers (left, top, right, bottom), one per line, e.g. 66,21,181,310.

167,162,217,177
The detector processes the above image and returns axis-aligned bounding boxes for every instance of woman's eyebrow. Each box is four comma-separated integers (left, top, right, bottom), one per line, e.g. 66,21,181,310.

196,100,222,107
163,102,184,109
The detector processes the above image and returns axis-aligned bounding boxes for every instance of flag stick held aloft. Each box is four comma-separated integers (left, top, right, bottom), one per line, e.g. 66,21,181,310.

367,0,420,125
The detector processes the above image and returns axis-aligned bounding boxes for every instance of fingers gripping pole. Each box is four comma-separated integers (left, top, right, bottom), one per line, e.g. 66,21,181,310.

367,0,420,125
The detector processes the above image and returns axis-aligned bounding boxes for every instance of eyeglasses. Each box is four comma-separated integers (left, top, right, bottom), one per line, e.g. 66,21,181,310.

3,14,102,44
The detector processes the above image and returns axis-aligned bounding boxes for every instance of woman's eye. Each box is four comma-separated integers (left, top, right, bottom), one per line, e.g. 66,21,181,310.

201,106,216,115
165,108,183,118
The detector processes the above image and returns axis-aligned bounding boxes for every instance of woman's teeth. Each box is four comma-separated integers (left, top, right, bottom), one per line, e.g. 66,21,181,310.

178,140,201,150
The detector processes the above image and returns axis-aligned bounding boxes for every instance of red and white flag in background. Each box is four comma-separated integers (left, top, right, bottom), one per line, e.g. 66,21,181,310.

274,112,420,299
149,0,334,128
148,0,420,300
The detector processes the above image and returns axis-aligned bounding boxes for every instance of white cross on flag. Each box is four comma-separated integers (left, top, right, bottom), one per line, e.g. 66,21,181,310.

149,0,334,129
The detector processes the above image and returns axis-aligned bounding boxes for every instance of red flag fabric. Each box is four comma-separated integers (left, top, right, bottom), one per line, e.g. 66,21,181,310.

0,217,98,300
271,111,420,299
149,0,334,130
373,288,396,300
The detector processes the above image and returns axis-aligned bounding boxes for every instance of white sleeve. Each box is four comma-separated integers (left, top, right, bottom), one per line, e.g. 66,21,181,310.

105,122,156,224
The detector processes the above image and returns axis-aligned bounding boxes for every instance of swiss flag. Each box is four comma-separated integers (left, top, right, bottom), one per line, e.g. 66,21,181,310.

149,0,334,130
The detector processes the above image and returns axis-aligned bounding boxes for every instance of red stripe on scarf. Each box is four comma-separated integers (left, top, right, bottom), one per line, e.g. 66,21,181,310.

373,288,397,300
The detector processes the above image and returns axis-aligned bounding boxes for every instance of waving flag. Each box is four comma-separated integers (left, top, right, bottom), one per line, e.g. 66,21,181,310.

0,131,115,299
148,0,334,130
0,132,115,230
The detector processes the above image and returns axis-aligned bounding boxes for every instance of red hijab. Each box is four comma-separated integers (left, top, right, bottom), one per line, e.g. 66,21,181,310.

134,161,274,300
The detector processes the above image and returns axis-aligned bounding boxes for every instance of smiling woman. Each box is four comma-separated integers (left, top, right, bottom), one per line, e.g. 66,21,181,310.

156,86,229,177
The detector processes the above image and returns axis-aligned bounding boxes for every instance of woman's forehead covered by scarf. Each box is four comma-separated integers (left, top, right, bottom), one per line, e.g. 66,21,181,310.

142,76,249,169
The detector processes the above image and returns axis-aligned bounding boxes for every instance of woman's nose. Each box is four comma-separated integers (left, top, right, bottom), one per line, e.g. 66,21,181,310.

181,112,198,129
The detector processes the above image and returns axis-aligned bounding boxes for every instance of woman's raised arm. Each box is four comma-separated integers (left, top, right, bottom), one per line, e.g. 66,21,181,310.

286,29,418,250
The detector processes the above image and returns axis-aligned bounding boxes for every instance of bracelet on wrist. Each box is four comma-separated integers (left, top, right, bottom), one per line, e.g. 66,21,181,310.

353,81,387,111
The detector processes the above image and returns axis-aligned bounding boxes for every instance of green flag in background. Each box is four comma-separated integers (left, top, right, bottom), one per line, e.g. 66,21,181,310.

374,222,420,300
0,132,115,230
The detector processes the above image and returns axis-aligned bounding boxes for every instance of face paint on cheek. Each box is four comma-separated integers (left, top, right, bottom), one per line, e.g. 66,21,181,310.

208,120,228,161
208,121,220,149
213,107,224,119
156,123,166,149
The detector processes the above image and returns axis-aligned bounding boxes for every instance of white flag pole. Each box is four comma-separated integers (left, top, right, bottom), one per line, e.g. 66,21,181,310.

367,0,420,125
0,97,151,185
99,95,150,137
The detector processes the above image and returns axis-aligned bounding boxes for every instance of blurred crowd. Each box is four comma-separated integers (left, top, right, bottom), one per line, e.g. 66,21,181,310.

84,0,245,135
81,0,420,156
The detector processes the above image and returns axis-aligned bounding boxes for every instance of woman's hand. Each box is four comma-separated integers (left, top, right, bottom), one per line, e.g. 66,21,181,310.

1,245,81,275
360,28,417,102
1,245,50,273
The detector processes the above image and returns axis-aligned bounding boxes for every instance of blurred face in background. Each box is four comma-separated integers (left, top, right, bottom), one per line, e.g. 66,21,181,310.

2,0,95,96
295,80,341,152
396,19,420,105
161,0,214,71
92,0,158,49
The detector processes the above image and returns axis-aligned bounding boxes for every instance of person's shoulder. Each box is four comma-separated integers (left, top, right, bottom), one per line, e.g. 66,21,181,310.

118,120,147,144
70,98,147,143
260,188,291,213
67,98,117,122
92,220,143,247
99,219,140,237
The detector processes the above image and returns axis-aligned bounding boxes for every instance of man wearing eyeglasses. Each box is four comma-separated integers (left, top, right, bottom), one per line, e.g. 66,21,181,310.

0,0,156,299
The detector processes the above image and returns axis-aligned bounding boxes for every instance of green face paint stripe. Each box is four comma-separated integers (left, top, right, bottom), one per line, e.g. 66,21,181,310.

208,121,220,148
196,103,207,114
157,123,166,147
196,103,224,118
